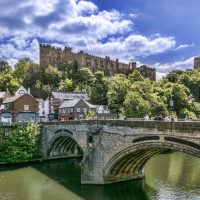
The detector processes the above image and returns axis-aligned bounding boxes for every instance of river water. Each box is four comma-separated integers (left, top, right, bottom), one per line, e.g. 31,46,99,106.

0,152,199,200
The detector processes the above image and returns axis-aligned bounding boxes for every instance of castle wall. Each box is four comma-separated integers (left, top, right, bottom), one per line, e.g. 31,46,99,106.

40,44,156,80
194,57,200,70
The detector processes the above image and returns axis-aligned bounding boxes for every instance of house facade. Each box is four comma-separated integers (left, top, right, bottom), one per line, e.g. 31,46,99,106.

58,99,95,120
49,91,88,119
2,93,39,122
36,98,49,120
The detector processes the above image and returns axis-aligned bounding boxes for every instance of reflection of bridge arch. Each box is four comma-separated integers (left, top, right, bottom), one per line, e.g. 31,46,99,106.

48,131,83,158
104,138,200,183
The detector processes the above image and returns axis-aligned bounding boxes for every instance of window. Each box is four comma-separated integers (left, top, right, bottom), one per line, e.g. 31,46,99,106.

24,105,29,111
71,108,73,113
83,108,88,113
76,107,80,113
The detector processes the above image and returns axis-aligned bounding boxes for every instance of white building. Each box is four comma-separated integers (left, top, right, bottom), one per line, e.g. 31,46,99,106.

36,98,49,120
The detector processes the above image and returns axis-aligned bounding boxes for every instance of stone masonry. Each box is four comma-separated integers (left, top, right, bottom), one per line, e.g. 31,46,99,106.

40,120,200,185
40,44,156,81
194,56,200,70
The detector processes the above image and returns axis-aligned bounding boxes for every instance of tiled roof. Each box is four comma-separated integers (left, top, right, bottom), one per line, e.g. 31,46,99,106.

59,99,96,109
3,94,24,103
59,99,80,108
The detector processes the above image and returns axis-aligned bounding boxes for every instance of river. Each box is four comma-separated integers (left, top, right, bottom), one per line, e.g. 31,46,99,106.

0,152,199,200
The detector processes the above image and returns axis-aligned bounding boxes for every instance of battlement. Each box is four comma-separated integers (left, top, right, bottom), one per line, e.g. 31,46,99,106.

39,44,156,80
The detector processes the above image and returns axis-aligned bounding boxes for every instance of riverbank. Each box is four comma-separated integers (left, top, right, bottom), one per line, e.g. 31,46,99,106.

0,155,83,168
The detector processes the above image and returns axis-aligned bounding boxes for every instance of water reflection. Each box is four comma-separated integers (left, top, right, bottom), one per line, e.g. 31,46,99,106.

145,152,200,200
0,167,83,200
0,152,199,200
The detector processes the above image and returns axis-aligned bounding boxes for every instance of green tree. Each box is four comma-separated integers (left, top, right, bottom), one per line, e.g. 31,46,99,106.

167,83,190,116
59,78,74,91
128,69,144,83
3,123,41,163
57,60,78,79
0,60,12,73
43,65,62,88
165,70,184,83
0,73,20,93
14,58,32,82
74,67,94,92
90,71,108,105
123,91,151,117
107,74,131,114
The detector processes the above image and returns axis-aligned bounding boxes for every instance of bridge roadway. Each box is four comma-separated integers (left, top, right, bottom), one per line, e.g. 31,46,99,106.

40,120,200,184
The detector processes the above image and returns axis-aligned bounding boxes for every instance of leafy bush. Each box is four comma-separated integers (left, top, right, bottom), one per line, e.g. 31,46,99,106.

2,123,41,163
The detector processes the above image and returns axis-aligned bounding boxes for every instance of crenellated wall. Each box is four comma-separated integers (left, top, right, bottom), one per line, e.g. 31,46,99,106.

40,44,156,80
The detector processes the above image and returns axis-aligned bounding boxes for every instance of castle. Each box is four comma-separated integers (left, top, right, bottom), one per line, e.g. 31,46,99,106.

40,44,156,81
194,56,200,70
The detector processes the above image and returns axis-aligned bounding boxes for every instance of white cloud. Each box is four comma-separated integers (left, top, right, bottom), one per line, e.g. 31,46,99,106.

0,0,191,74
174,43,195,51
153,56,194,78
76,0,98,14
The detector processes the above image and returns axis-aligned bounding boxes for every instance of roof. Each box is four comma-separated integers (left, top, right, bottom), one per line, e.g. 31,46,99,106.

3,93,38,104
59,99,79,108
52,91,88,100
0,92,6,98
35,98,44,103
3,94,24,103
59,99,96,109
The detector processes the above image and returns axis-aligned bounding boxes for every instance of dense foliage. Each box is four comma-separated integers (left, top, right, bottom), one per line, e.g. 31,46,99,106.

0,123,41,163
1,59,200,118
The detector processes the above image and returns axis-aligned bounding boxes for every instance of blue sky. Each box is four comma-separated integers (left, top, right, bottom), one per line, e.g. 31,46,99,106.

0,0,199,79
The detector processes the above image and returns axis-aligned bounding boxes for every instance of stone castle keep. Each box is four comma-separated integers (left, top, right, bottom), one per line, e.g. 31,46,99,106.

40,44,156,80
194,56,200,70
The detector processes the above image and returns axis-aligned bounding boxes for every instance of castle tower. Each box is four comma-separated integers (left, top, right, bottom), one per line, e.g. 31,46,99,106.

194,57,200,70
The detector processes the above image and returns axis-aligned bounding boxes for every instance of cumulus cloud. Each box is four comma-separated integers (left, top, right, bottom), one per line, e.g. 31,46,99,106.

0,0,193,74
152,56,194,80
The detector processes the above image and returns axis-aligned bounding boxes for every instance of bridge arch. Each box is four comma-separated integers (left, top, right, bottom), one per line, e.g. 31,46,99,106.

48,131,84,158
103,139,200,183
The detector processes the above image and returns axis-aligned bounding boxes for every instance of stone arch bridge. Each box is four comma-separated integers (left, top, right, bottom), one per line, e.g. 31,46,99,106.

40,120,200,184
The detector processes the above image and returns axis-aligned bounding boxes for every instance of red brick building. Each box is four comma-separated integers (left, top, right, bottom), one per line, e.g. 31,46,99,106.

2,93,39,122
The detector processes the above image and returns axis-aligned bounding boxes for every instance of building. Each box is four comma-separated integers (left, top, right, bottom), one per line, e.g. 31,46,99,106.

36,98,49,120
40,44,156,80
96,105,117,119
2,93,39,122
0,91,10,111
49,91,89,117
58,99,96,120
194,56,200,70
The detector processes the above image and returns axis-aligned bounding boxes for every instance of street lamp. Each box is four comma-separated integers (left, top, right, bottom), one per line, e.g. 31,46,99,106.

169,99,174,118
136,106,139,119
169,98,174,131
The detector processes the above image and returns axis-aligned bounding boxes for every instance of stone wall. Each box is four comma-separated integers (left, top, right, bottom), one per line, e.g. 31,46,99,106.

40,120,200,184
194,56,200,70
40,44,156,80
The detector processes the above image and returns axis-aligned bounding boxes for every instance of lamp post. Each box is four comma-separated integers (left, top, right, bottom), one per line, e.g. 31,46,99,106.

96,105,100,127
136,106,139,120
169,98,174,131
169,99,174,118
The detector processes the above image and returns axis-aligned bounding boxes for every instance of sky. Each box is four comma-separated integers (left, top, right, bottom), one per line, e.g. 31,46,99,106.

0,0,200,79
